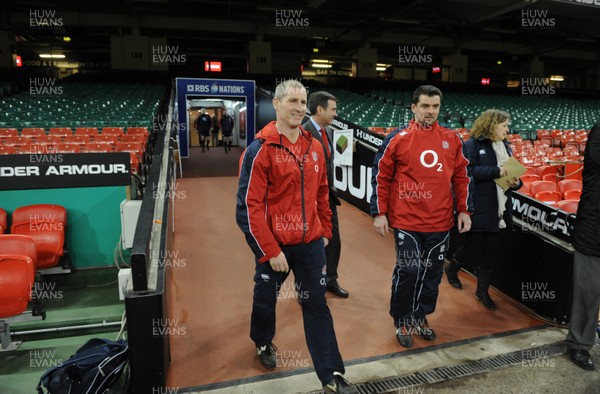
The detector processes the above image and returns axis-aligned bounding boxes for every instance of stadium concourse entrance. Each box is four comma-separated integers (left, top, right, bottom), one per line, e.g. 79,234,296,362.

175,78,255,158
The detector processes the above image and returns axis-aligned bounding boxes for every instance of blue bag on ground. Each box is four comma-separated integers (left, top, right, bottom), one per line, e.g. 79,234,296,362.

37,338,129,394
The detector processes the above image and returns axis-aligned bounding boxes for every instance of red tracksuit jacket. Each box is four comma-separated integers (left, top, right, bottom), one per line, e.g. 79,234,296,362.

236,121,332,263
371,120,472,232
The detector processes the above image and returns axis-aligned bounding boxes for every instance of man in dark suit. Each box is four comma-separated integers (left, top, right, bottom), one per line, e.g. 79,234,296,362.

302,91,349,298
566,122,600,371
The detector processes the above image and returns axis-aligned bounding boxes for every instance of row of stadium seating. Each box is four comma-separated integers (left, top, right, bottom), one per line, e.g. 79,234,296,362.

0,127,150,175
0,126,149,138
0,205,67,270
0,83,163,130
328,87,599,132
0,204,67,349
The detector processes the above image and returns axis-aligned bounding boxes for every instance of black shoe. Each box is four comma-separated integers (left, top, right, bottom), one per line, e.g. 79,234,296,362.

326,284,349,298
201,148,205,152
475,289,497,310
445,260,462,289
323,372,359,393
396,326,413,348
568,349,595,371
414,318,436,341
256,343,277,369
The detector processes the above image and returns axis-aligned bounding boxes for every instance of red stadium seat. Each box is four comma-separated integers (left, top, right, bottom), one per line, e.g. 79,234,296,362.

114,142,144,159
0,145,16,155
563,189,582,201
520,174,541,190
18,144,55,154
93,134,119,145
49,127,73,136
557,200,579,214
534,191,562,207
21,128,45,139
4,136,32,146
54,143,81,153
64,135,90,145
75,128,99,138
127,127,149,139
541,173,558,184
84,143,113,153
0,209,6,234
0,234,44,350
121,134,147,146
0,235,37,318
529,180,557,197
34,135,62,145
0,128,18,139
11,204,66,270
102,127,125,137
558,179,582,197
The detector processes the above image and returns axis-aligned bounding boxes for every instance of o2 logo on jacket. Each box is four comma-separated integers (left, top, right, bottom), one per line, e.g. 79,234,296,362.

314,164,319,173
420,150,443,172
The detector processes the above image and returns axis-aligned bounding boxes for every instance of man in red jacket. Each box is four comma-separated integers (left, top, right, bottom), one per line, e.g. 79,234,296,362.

370,85,473,348
236,80,356,393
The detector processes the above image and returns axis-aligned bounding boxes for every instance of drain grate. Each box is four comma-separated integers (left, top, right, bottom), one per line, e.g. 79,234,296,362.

313,338,600,394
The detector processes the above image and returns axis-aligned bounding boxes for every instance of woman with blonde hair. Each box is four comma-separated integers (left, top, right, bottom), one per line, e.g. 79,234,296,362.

445,109,522,310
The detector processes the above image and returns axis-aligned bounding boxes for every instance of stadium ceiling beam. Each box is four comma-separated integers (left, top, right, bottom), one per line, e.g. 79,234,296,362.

470,0,538,23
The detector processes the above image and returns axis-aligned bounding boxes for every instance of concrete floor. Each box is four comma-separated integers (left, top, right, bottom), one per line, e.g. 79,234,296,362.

195,327,599,394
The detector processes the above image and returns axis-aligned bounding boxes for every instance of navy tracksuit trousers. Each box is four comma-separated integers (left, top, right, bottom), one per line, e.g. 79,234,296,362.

390,229,450,328
250,238,344,385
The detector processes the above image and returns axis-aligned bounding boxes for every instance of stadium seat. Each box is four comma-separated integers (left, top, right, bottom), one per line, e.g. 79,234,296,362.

54,143,81,153
84,143,113,153
64,135,90,145
10,205,67,270
49,128,73,138
4,136,32,146
34,135,62,145
0,146,16,155
102,127,125,137
0,128,18,139
542,173,558,184
558,179,582,196
0,234,42,350
21,128,45,139
534,191,562,206
127,127,149,139
75,127,99,138
0,234,37,317
0,209,6,234
563,189,582,200
121,134,147,146
557,200,579,214
529,180,557,197
115,142,144,159
18,144,54,154
93,134,119,144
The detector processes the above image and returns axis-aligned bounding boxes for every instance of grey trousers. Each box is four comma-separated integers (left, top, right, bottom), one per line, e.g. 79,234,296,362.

566,250,600,351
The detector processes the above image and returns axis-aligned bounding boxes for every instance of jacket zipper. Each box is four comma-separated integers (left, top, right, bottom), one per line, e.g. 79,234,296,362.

271,139,313,243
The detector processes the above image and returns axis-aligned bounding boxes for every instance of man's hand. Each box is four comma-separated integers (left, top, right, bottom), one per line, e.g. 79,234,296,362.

373,215,389,237
269,252,289,273
324,238,330,247
500,166,508,177
507,176,520,188
457,213,471,233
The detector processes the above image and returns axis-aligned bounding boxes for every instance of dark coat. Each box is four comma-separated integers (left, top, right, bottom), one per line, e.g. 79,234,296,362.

302,118,340,206
572,124,600,257
464,136,521,232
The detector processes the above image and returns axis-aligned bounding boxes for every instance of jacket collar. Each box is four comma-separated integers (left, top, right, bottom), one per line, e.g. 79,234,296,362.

256,121,313,145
